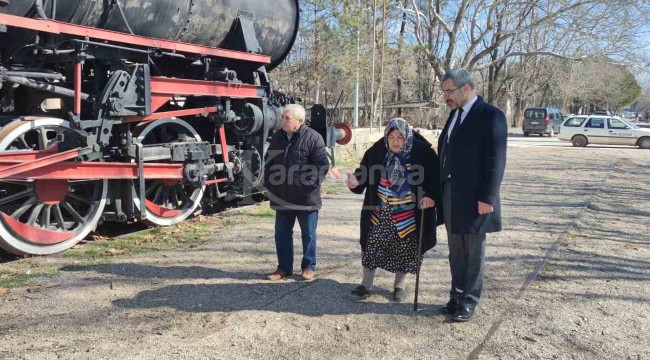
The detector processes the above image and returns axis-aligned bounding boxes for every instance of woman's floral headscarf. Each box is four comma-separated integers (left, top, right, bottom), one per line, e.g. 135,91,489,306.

384,118,413,190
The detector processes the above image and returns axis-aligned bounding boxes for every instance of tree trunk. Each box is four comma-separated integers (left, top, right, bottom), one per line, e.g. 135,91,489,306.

396,9,407,116
370,0,376,130
313,8,321,104
372,0,386,125
513,97,524,127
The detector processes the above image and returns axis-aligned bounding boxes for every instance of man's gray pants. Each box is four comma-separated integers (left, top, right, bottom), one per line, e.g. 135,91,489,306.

443,179,486,306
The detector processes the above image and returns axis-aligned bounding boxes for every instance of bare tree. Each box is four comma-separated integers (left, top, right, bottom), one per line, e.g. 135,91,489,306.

272,0,649,129
405,0,648,81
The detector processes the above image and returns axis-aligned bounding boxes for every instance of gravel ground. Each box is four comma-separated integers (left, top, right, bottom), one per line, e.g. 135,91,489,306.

0,139,648,360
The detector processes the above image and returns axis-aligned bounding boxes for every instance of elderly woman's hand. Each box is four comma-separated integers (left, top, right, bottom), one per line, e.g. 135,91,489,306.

346,173,359,189
420,197,435,209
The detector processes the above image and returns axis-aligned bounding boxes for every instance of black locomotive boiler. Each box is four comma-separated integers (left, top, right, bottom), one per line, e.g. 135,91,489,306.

0,1,351,255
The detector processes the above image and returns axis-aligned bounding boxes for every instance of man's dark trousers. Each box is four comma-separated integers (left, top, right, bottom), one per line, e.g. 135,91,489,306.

274,210,318,274
443,179,486,306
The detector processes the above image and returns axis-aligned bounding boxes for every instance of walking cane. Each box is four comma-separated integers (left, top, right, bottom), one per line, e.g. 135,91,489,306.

413,207,430,311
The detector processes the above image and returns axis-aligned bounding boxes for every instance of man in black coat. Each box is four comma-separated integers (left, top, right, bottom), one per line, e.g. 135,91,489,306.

437,68,507,322
264,104,330,282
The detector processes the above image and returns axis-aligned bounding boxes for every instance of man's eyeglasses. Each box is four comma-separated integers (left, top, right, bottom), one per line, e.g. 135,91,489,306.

441,85,463,96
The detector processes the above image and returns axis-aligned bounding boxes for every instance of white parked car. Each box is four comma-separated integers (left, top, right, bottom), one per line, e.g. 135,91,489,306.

558,115,650,149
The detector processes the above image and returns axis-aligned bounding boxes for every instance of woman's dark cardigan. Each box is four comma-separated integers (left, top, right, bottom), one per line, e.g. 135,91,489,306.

349,134,443,253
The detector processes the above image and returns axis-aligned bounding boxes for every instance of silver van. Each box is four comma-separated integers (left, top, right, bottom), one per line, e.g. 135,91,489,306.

523,107,563,137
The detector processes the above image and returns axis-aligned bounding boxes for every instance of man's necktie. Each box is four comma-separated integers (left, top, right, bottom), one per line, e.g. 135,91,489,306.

449,107,464,140
442,107,463,179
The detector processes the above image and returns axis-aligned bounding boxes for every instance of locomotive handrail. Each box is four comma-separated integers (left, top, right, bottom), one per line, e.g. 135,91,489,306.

0,12,271,64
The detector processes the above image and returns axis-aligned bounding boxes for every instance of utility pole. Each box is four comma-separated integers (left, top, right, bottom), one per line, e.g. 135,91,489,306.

353,0,360,128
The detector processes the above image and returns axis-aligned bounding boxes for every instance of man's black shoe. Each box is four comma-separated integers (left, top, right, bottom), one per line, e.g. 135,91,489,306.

452,304,475,322
441,300,459,314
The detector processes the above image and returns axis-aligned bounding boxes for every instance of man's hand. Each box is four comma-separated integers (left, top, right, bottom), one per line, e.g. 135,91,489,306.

346,173,359,189
328,168,342,180
478,201,493,215
420,197,435,209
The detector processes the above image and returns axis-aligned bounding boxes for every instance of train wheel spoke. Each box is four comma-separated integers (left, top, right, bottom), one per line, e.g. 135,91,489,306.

2,180,34,186
152,185,164,203
0,189,32,206
66,192,93,204
160,186,171,207
61,201,86,224
145,181,161,197
18,135,30,149
53,204,66,230
11,197,37,218
169,187,180,207
27,203,44,226
41,205,51,229
37,129,48,149
175,184,190,201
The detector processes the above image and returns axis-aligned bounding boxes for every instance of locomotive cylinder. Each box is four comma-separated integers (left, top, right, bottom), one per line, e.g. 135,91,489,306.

0,0,299,70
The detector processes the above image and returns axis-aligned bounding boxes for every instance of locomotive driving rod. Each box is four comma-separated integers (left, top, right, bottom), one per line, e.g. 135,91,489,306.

0,148,183,181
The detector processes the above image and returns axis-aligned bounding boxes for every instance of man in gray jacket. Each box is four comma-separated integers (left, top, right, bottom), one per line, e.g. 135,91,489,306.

264,104,330,282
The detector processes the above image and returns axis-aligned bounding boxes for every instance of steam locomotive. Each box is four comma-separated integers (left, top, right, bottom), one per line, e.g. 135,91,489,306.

0,1,351,255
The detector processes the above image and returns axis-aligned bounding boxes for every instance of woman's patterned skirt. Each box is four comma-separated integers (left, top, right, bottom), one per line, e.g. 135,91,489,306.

362,205,422,274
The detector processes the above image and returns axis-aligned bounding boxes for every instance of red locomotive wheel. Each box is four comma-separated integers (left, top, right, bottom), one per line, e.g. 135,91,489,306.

132,118,204,226
0,118,107,255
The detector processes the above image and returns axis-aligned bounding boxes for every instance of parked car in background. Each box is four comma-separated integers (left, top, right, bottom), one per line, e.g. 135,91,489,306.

558,115,650,149
591,110,612,116
622,111,637,119
523,107,563,137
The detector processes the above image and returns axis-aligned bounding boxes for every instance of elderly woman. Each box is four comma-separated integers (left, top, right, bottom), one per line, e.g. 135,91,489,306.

346,118,441,301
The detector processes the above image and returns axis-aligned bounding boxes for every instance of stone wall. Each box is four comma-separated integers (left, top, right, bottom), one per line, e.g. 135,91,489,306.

332,127,442,166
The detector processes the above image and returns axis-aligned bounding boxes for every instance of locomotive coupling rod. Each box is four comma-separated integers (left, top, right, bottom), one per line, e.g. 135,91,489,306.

0,148,86,180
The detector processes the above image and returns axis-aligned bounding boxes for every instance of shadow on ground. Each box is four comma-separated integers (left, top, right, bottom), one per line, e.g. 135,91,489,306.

62,263,264,281
62,263,446,317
